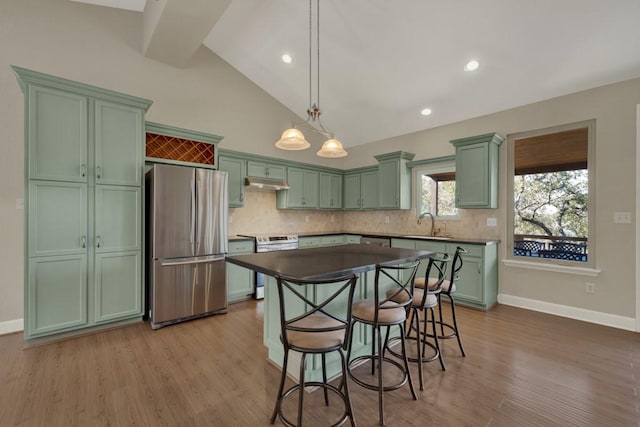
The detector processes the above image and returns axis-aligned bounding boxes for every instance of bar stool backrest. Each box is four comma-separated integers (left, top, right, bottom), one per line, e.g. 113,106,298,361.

374,260,421,324
417,254,449,307
446,246,467,296
275,273,359,351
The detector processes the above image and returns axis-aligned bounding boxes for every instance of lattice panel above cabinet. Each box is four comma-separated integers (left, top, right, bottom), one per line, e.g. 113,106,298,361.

146,132,215,165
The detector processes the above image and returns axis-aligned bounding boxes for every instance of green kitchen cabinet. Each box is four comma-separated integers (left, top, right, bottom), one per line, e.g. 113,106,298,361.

451,133,504,209
94,186,141,253
344,168,378,210
276,167,319,209
320,235,345,246
27,85,88,183
14,66,152,340
28,181,87,258
391,237,498,310
94,251,141,323
247,160,286,180
375,151,414,210
298,236,322,248
218,155,246,207
94,100,144,186
27,254,88,336
319,172,343,209
227,240,255,303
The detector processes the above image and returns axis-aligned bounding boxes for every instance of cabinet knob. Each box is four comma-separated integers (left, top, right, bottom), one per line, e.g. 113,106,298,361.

80,164,86,178
96,166,102,179
81,235,86,248
240,193,244,202
96,235,102,248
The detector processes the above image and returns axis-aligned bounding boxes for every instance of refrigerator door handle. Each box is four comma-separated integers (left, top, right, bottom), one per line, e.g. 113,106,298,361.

160,256,226,266
190,176,196,246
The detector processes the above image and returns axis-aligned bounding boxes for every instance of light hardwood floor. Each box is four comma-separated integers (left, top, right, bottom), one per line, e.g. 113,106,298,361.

1,301,639,426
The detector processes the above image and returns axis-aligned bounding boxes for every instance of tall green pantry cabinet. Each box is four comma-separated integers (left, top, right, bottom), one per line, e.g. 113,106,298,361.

13,66,153,340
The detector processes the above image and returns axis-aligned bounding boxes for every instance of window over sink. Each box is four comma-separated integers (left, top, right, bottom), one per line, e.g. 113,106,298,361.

414,158,458,219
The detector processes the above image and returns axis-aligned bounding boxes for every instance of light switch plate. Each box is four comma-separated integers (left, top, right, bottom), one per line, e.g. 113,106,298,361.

613,212,631,224
16,198,24,210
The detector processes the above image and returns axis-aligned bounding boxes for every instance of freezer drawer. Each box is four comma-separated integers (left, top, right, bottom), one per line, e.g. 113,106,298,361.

151,256,227,328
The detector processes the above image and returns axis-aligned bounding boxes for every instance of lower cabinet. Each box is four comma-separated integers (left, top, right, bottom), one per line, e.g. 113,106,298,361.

94,251,141,323
391,238,498,310
227,240,255,303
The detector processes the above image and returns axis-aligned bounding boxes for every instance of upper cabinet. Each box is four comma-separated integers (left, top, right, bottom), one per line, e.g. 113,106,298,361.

451,132,504,209
375,151,415,210
247,160,286,180
218,154,246,208
344,167,378,210
319,172,343,209
276,167,319,209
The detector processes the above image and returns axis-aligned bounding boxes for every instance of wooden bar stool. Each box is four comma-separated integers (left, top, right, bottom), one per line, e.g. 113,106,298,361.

346,260,420,426
270,273,359,427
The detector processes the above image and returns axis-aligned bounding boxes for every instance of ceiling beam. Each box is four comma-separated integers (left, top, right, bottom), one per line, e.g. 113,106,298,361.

143,0,232,68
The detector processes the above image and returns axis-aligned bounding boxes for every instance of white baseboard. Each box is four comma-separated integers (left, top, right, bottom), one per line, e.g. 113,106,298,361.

498,294,636,332
0,318,24,335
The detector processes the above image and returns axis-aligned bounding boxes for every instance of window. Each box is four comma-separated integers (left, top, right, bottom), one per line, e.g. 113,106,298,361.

507,120,595,266
415,160,458,218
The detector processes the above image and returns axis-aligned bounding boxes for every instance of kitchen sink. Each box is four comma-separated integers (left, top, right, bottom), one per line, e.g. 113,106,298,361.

403,235,452,240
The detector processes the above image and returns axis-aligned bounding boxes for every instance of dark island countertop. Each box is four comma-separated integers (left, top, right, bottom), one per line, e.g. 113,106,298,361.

226,243,432,280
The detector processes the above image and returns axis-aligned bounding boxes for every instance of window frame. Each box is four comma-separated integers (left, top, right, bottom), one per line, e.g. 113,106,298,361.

413,157,459,220
506,119,596,268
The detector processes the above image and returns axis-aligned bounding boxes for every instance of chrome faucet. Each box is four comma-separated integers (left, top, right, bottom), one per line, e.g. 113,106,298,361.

417,211,436,236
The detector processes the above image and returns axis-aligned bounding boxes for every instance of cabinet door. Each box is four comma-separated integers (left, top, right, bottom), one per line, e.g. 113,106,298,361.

94,251,142,322
28,181,87,257
94,100,144,186
302,170,319,208
344,174,361,209
378,159,399,208
227,263,254,302
28,86,88,182
286,168,305,208
320,173,343,209
247,161,285,180
27,254,88,336
299,236,322,248
456,143,489,208
361,171,379,209
95,186,141,253
454,255,484,305
218,156,245,207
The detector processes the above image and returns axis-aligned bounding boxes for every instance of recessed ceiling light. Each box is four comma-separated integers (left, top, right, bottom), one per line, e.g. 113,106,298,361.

420,108,432,116
281,53,293,64
464,60,479,71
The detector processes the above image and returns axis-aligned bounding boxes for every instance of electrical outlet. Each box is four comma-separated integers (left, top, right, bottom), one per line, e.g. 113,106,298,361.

613,212,631,224
585,282,595,294
228,216,233,224
331,215,335,223
486,217,497,227
384,216,390,224
305,215,309,223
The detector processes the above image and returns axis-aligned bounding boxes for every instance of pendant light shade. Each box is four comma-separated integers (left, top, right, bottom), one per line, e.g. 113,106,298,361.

317,138,348,158
275,127,310,150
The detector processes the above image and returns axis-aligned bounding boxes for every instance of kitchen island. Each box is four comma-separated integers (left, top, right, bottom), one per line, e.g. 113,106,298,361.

226,244,432,380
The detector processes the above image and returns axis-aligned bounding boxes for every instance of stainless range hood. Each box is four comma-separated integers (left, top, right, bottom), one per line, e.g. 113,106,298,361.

244,176,290,191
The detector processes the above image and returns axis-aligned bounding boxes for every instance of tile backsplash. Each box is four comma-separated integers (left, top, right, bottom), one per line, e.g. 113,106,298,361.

229,190,500,240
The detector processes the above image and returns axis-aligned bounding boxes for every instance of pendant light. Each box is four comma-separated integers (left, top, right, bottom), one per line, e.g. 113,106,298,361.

275,0,347,158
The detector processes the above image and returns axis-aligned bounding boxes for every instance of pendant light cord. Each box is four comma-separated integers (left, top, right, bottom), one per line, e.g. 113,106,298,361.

316,0,320,112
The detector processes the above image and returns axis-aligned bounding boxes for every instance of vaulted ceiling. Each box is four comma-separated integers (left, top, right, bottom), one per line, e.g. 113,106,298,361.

70,0,640,147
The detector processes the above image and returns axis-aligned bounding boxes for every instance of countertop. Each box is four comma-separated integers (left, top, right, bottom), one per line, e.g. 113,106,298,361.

229,231,499,246
226,243,432,279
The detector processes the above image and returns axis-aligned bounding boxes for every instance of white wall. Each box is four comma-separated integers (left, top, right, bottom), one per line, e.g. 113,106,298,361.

0,0,638,330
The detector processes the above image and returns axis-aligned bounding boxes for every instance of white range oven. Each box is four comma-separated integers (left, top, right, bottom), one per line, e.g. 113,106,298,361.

239,234,299,299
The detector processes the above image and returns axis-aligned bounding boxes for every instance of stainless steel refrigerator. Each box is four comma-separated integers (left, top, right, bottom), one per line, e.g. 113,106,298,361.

146,164,228,329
